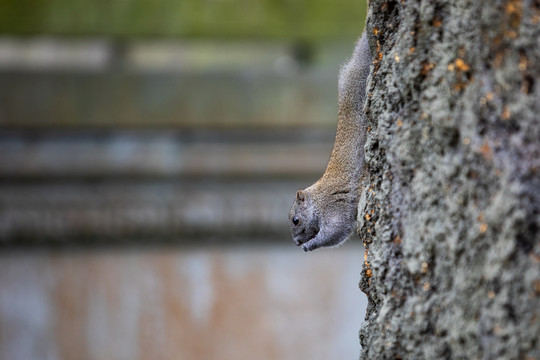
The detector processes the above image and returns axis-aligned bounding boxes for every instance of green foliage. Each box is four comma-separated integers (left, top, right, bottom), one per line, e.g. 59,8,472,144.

0,0,366,40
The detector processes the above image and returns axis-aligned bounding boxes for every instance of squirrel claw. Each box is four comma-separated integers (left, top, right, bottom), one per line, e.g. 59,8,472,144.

302,241,317,252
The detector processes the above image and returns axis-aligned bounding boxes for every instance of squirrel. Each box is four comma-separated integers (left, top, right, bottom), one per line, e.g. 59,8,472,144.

288,30,372,252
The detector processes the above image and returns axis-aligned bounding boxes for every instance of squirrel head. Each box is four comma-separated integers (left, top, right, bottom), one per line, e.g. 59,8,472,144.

288,189,320,246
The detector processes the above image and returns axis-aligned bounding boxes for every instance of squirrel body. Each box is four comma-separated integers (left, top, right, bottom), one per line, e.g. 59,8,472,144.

289,31,372,252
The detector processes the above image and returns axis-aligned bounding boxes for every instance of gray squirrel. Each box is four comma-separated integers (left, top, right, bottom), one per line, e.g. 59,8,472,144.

288,31,372,252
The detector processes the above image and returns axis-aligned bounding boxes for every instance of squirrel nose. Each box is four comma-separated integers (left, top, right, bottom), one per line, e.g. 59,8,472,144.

292,217,299,225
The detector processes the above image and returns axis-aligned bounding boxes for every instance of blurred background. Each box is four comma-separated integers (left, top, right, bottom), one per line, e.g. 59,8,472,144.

0,1,367,359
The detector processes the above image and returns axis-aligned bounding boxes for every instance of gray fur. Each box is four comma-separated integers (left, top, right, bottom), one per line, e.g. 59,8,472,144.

289,31,372,252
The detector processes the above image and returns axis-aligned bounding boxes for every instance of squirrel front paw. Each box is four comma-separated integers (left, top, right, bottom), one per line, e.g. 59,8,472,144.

302,240,320,252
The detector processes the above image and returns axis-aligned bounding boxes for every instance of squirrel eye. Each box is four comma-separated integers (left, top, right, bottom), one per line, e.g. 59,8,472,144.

292,217,299,225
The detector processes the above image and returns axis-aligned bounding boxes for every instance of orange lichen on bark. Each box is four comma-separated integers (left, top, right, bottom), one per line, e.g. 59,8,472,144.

505,0,523,27
494,51,505,68
480,142,493,161
455,58,470,72
421,61,435,76
372,41,384,74
449,58,470,72
505,30,518,39
447,57,473,91
479,223,488,234
364,249,372,278
502,105,511,120
454,81,469,92
519,53,528,71
534,279,540,295
477,214,488,233
376,42,383,62
432,17,442,27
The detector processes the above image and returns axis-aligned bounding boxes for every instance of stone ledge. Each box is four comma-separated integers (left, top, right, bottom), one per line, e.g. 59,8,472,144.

0,130,332,179
0,68,339,129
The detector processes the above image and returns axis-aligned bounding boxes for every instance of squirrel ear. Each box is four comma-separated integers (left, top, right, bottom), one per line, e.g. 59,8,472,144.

296,190,306,202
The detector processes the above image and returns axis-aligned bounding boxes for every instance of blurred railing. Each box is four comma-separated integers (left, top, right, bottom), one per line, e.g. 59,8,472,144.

0,39,349,246
0,128,334,244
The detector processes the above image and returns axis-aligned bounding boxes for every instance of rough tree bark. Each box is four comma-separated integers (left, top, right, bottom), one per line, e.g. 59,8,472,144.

358,0,540,359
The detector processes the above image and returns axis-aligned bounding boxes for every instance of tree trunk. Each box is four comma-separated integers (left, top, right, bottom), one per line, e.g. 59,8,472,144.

358,0,540,359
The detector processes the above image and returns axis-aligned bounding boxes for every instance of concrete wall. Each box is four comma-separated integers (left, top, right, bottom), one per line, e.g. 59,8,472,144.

0,130,332,244
0,245,367,360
